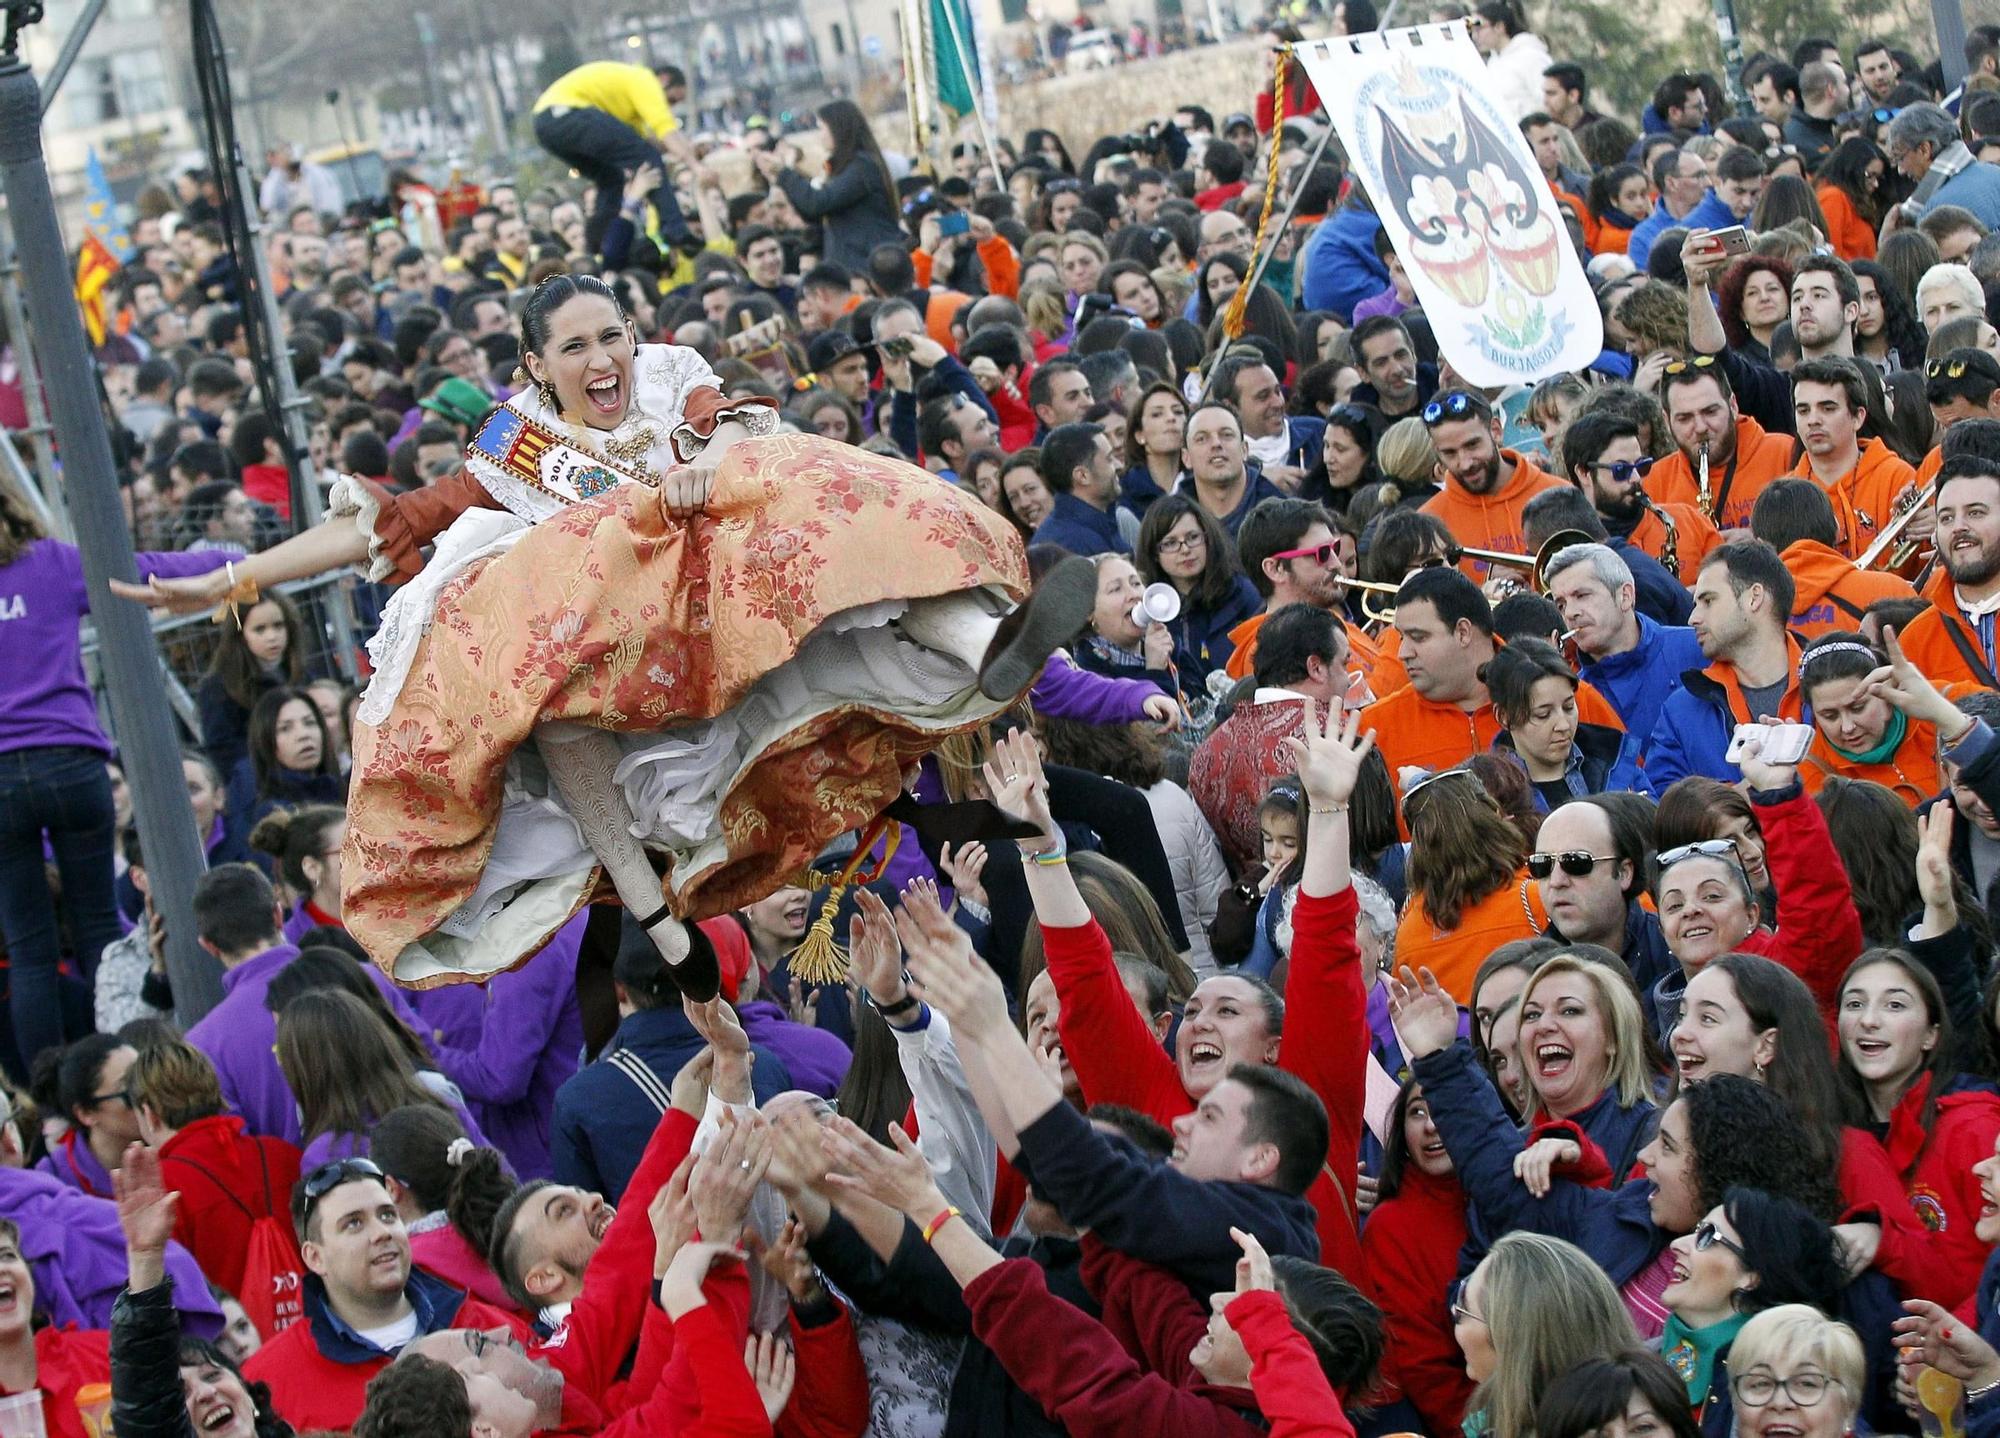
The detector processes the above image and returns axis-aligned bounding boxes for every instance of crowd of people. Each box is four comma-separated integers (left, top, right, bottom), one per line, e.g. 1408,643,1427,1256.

13,0,2000,1434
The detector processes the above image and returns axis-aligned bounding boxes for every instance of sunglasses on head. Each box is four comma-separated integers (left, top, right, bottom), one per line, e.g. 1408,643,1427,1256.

299,1156,385,1208
1592,456,1657,484
1928,356,1982,379
1526,850,1620,879
1662,355,1720,376
1657,837,1741,870
1421,391,1484,427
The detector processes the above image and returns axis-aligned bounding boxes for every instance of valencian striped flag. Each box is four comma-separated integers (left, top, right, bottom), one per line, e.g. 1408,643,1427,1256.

75,231,120,347
76,147,131,347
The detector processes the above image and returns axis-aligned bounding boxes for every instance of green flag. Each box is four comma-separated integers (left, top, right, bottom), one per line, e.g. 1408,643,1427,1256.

931,0,978,117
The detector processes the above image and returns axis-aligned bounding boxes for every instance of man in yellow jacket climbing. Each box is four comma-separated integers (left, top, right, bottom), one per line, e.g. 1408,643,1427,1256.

533,59,709,262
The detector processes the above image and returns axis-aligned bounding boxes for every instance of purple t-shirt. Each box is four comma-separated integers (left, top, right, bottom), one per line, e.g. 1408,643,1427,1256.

0,539,228,754
1349,285,1409,323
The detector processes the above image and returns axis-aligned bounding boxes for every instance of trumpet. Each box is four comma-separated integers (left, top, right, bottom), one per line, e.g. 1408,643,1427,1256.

1344,576,1403,628
1856,480,1937,571
1460,547,1540,574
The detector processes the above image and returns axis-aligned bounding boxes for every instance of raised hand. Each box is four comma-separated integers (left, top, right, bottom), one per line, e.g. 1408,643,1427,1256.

1278,696,1376,809
1513,1136,1581,1198
764,1103,833,1200
690,1109,771,1242
937,841,990,911
670,1047,715,1118
1734,724,1799,794
981,728,1056,842
685,995,751,1057
114,1143,180,1269
1894,1298,2000,1389
1915,804,1958,932
893,880,1008,1040
1866,627,1969,736
661,1240,746,1320
1230,1226,1276,1294
820,1116,948,1219
1387,966,1461,1060
848,886,909,1008
745,1331,797,1423
759,1217,827,1307
786,977,821,1028
648,1151,698,1279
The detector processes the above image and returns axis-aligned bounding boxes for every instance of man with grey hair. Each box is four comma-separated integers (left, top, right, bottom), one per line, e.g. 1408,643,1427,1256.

1887,102,2000,231
1918,262,1988,334
1540,542,1704,758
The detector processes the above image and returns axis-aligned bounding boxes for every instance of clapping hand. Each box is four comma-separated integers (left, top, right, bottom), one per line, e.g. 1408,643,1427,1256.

1387,965,1461,1060
937,841,990,911
744,1332,797,1423
114,1143,179,1290
848,887,909,1008
1278,697,1375,810
820,1116,949,1220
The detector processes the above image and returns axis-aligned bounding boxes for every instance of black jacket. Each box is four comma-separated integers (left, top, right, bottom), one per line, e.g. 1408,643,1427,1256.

113,1280,291,1438
775,160,906,272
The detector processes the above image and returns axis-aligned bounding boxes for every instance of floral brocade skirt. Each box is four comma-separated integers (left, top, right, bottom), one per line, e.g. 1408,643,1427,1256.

340,434,1027,988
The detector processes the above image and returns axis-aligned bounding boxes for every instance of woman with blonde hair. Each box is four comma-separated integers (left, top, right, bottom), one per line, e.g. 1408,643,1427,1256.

1395,769,1544,1005
1725,1305,1865,1438
1347,416,1443,534
1455,1231,1640,1438
1516,951,1660,1180
1020,280,1070,361
1614,282,1691,362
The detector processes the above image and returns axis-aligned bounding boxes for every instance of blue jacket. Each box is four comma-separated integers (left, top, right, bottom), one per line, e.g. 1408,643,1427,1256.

1493,722,1646,813
1301,206,1391,321
1933,159,2000,231
1169,574,1264,687
1973,1250,2000,1438
1032,491,1130,557
1645,661,1793,794
1013,1092,1319,1295
1172,471,1288,538
1578,617,1705,760
1626,193,1733,266
1411,1041,1666,1285
1270,416,1326,475
549,1005,793,1204
1119,463,1173,520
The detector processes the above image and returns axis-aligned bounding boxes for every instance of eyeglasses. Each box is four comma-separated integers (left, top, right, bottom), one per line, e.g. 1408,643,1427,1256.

1591,457,1658,484
1156,532,1207,555
1448,1280,1485,1325
1421,391,1485,427
87,1088,133,1109
1661,355,1720,376
1657,838,1742,870
1733,1372,1838,1409
1272,541,1341,566
1526,851,1620,879
1869,107,1900,124
1693,1218,1747,1258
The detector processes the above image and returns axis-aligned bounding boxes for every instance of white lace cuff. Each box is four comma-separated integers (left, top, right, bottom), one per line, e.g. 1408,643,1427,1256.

327,474,397,584
670,399,782,463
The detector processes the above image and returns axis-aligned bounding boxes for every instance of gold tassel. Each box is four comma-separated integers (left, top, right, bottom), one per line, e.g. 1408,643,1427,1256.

785,818,904,987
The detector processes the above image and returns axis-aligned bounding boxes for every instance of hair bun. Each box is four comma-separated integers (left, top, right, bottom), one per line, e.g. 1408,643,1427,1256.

247,807,293,856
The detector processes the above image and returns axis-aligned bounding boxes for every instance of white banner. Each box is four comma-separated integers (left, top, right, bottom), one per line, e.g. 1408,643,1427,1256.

1293,26,1603,387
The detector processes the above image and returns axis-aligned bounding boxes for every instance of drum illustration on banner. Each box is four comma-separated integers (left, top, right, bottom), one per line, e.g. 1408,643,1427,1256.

1293,26,1603,387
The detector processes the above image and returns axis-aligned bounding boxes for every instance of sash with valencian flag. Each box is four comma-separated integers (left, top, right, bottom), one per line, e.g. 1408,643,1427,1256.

469,406,649,506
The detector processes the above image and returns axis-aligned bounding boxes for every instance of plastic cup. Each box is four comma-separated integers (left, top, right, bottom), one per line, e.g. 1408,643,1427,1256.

73,1383,112,1438
0,1390,47,1438
1917,1366,1966,1438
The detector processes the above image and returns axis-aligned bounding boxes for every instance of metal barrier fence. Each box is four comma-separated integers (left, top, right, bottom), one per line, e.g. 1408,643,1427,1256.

80,573,372,746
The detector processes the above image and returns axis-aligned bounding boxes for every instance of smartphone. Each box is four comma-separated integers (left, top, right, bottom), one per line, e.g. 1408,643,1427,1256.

1725,722,1815,766
1706,225,1752,257
937,210,971,237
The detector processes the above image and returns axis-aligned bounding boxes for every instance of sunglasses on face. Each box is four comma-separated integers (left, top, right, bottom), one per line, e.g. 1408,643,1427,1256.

1591,457,1658,483
1272,541,1342,566
1414,549,1465,570
1421,391,1483,426
1526,850,1620,879
1693,1218,1747,1258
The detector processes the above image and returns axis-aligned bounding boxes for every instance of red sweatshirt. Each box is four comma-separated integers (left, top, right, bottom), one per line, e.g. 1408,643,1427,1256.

2,1327,110,1438
1226,1290,1356,1438
1729,787,1865,1028
1875,1076,2000,1312
966,1256,1264,1438
1043,886,1367,1278
1837,1124,1961,1303
155,1114,303,1306
557,1283,771,1438
1359,1168,1472,1438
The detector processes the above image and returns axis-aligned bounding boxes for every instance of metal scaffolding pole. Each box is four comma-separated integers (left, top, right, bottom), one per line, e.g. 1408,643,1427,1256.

0,4,225,1022
0,213,66,538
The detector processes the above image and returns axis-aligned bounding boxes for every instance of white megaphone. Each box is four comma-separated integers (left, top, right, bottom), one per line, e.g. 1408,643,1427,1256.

1131,582,1181,628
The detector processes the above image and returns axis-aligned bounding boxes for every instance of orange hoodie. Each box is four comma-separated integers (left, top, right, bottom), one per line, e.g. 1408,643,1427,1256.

1397,871,1548,1004
1366,675,1624,786
1647,416,1798,532
1816,185,1878,262
1897,565,2000,689
1790,437,1919,560
1626,499,1722,579
1224,611,1381,686
1419,451,1566,583
1783,538,1918,640
1800,716,1941,806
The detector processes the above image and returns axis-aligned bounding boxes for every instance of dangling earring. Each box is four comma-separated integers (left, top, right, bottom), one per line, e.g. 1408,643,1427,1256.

538,379,560,412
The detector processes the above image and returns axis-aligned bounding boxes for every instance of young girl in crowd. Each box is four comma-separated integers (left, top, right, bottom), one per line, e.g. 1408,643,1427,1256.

247,805,346,942
1134,493,1263,687
224,688,345,849
197,593,307,779
1396,768,1543,1004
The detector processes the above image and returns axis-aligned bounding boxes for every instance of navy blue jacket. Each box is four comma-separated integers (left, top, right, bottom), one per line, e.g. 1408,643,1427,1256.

1173,471,1288,538
1411,1041,1666,1285
549,1006,792,1203
1169,574,1264,687
1012,1092,1319,1295
1119,463,1173,520
1032,491,1129,558
1547,902,1677,1024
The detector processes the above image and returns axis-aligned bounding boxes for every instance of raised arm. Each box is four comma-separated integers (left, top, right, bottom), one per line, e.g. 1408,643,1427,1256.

1737,739,1863,1022
1681,229,1730,356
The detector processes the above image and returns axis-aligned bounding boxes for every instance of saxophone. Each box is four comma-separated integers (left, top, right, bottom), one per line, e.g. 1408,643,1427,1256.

1641,494,1681,578
1695,442,1714,522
